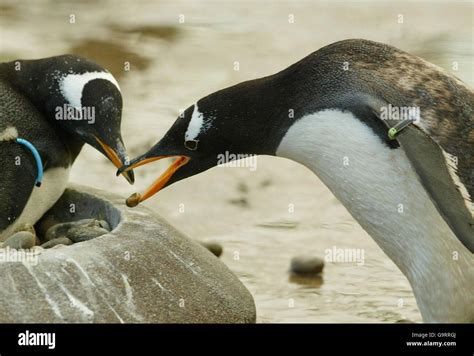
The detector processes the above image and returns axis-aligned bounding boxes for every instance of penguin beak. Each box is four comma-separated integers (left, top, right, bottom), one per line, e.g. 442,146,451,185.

95,137,135,184
117,154,190,207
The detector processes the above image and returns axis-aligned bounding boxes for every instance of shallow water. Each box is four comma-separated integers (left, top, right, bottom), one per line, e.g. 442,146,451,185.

1,0,472,322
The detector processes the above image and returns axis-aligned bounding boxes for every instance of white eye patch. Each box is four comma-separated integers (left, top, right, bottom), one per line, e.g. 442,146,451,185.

60,71,120,109
184,103,213,142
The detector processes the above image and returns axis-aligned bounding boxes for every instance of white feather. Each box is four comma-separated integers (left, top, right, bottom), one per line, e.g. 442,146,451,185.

0,126,18,141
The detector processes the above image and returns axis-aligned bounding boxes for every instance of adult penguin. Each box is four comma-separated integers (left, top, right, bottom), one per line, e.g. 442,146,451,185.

119,39,474,322
0,55,134,240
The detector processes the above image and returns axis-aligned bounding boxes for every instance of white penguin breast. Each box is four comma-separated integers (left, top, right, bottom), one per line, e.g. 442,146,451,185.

274,109,454,248
0,166,70,241
275,109,474,322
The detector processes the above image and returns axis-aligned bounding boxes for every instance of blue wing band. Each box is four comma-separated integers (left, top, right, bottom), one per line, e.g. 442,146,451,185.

15,138,44,187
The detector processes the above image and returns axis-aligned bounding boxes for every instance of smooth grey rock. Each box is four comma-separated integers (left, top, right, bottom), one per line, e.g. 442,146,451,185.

41,237,73,249
290,255,325,275
0,184,256,323
3,231,36,250
200,242,223,257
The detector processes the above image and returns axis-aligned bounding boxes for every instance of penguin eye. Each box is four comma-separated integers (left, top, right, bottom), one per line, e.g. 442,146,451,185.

184,140,199,151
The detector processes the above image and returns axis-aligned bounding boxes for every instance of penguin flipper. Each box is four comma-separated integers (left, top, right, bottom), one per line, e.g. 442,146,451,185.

0,140,37,236
366,98,474,253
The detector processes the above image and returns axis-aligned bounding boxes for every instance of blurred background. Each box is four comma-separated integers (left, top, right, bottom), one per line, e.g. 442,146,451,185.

1,0,472,322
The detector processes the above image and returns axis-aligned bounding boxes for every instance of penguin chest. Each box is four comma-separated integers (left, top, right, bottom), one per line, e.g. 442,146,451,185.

0,166,70,241
275,109,451,244
275,109,474,322
274,109,462,257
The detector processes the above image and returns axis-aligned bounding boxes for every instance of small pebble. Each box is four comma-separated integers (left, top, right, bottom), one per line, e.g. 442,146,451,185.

45,219,94,241
290,255,324,275
44,219,110,242
13,223,36,236
52,244,66,249
98,220,111,231
67,225,109,243
200,241,223,257
41,237,73,249
3,231,36,250
126,193,141,207
13,224,40,246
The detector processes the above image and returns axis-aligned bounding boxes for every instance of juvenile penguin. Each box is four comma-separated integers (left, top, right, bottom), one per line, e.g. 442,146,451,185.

120,39,474,322
0,55,134,240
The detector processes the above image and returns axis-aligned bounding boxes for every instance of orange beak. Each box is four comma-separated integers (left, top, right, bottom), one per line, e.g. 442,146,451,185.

121,155,190,207
95,137,134,184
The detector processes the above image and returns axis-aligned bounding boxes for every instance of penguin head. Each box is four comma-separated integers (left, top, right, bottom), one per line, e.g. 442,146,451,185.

56,70,135,184
119,88,281,206
5,55,134,184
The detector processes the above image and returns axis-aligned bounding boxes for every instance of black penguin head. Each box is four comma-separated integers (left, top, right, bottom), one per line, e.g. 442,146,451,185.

57,73,135,184
118,87,282,206
4,55,134,184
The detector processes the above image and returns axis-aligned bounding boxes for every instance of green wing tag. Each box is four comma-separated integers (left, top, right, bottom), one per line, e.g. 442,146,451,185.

388,119,415,140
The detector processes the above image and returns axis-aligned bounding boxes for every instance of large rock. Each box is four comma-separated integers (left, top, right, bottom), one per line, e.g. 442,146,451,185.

0,184,255,323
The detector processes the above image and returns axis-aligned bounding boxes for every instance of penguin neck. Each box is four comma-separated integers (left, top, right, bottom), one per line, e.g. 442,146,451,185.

276,109,474,322
57,129,85,162
0,61,54,110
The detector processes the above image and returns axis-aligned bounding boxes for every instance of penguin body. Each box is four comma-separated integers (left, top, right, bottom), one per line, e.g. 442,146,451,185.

121,39,473,322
